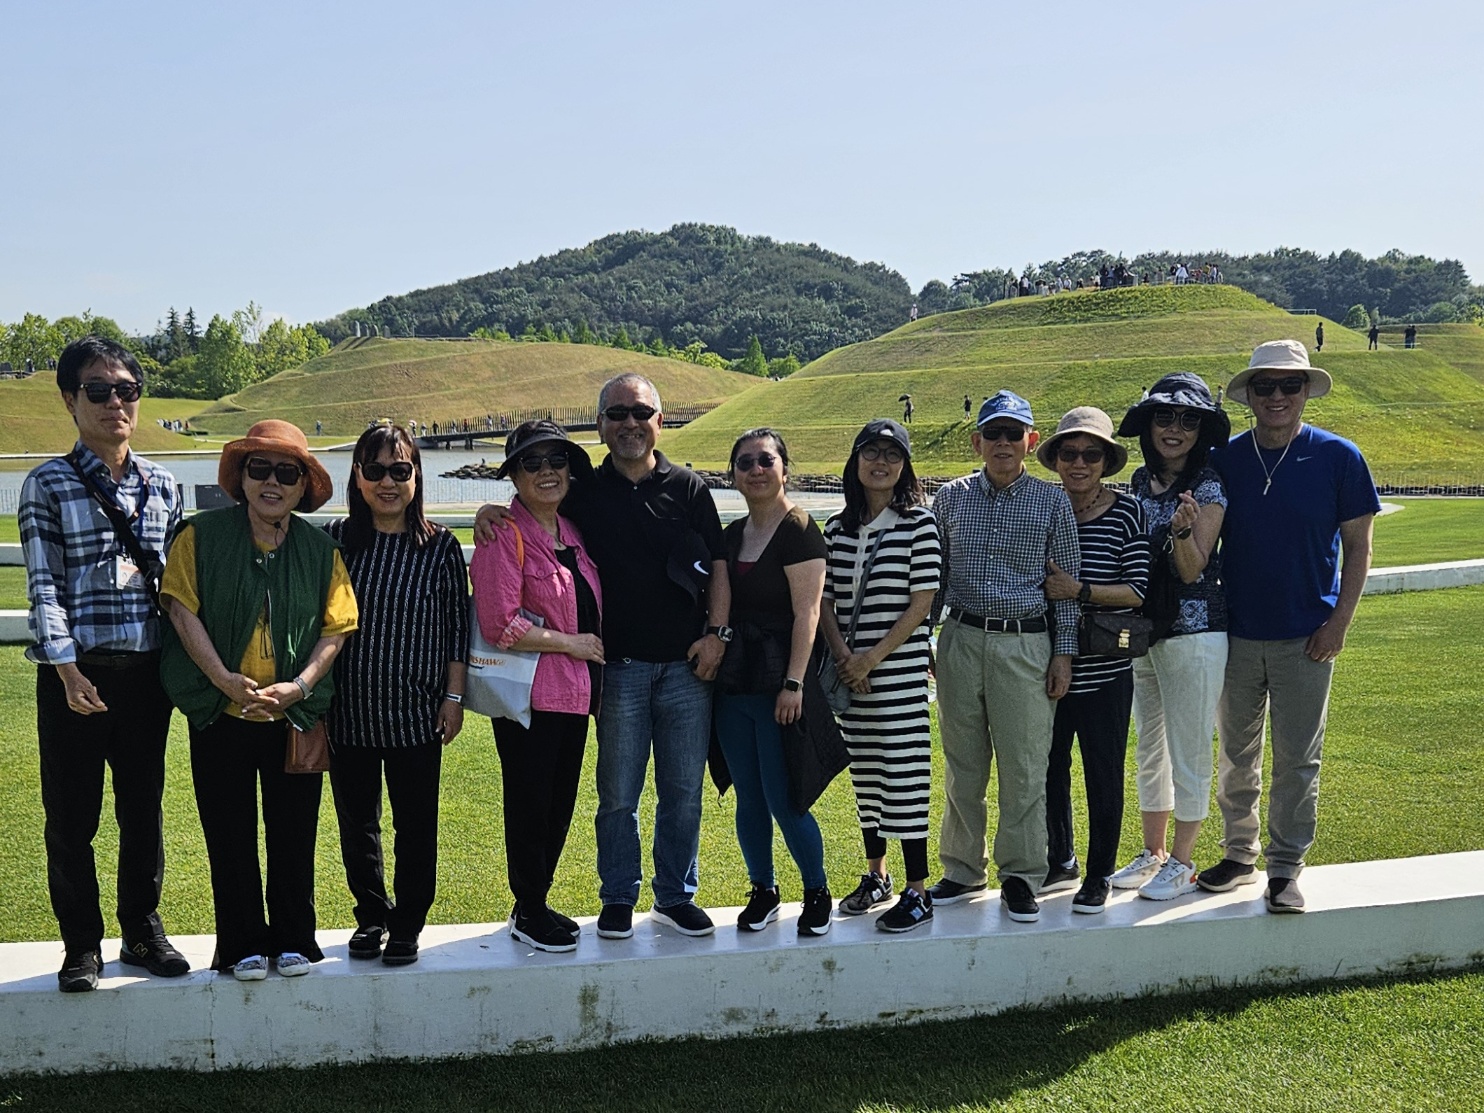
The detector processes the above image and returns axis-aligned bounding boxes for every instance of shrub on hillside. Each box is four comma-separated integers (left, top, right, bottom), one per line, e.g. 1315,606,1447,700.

1342,304,1371,330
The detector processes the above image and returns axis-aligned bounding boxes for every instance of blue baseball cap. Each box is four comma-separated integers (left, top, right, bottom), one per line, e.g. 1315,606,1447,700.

976,390,1034,429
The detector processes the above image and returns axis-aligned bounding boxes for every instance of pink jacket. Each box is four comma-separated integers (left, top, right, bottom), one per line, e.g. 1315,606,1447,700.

469,499,603,716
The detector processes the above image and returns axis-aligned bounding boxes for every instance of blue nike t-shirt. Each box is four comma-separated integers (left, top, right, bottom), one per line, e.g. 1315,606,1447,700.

1211,425,1381,641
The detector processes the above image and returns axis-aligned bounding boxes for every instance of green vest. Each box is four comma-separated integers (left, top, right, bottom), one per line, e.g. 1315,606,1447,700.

160,504,340,731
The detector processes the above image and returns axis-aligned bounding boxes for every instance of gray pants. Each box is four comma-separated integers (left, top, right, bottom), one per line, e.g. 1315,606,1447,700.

1215,636,1335,880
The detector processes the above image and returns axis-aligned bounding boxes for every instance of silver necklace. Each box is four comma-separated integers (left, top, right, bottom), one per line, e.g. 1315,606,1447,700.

1252,424,1302,496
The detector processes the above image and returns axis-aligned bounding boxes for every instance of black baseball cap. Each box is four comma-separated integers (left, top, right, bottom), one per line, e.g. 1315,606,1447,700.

852,418,911,459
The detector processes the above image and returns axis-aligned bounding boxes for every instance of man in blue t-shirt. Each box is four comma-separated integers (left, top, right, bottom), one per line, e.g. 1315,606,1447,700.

1199,340,1380,913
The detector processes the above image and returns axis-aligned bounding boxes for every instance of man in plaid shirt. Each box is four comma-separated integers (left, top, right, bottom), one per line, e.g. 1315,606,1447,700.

20,336,189,991
928,391,1080,924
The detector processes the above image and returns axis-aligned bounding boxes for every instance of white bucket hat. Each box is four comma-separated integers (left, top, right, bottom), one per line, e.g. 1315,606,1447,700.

1227,339,1333,406
1035,406,1128,476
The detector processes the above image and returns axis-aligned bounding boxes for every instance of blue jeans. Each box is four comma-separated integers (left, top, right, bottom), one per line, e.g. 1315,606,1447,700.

595,659,712,908
714,693,827,891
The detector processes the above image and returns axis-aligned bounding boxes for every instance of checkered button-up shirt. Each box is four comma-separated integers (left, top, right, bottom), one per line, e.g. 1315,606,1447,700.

19,443,182,664
932,467,1081,655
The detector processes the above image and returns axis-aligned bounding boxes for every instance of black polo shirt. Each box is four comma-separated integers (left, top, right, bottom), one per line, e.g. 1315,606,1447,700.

564,450,726,663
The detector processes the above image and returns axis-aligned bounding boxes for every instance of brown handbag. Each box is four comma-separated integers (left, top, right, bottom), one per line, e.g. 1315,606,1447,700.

285,719,331,774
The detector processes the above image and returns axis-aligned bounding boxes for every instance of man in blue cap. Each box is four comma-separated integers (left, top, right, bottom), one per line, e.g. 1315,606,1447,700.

929,390,1080,923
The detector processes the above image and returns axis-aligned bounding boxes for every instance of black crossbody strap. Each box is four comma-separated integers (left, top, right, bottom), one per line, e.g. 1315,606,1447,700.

64,450,163,606
844,525,890,651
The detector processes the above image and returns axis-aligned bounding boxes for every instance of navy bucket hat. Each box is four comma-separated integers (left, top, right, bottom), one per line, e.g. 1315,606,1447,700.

1116,372,1231,442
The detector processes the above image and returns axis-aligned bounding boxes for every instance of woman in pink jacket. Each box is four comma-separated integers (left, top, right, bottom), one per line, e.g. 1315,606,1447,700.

470,421,603,954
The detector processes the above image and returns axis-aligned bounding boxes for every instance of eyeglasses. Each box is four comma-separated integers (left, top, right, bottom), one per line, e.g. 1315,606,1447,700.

518,451,570,473
79,381,142,404
1249,376,1307,397
1057,446,1106,464
602,404,658,423
244,458,307,485
733,452,779,472
978,425,1026,442
360,461,415,483
1151,407,1205,432
860,444,905,464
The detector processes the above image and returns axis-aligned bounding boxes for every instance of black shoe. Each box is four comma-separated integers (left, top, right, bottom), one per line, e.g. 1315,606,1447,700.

927,877,988,905
348,924,388,959
737,885,781,931
1000,877,1040,922
1040,859,1081,894
651,900,715,937
1072,877,1111,915
876,888,933,933
510,905,578,953
381,938,420,965
838,871,893,915
1196,858,1258,893
58,949,102,993
1265,878,1306,914
797,886,832,936
119,934,190,977
596,903,634,940
547,906,580,938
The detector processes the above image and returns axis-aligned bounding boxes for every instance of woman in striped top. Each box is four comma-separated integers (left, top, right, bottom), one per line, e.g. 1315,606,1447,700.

325,424,469,966
1038,408,1150,913
820,420,942,933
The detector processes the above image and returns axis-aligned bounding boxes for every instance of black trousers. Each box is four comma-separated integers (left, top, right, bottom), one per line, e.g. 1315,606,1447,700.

1045,671,1134,880
492,710,588,908
37,656,172,954
329,742,443,939
189,715,324,969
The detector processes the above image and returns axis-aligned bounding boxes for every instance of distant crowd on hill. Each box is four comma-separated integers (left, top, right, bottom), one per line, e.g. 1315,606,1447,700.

1004,261,1225,299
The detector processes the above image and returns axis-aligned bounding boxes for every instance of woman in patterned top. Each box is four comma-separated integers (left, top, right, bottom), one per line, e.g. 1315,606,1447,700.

819,420,942,933
1112,374,1232,902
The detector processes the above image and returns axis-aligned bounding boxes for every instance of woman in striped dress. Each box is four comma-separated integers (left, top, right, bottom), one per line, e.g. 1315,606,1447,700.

820,419,942,932
325,423,469,966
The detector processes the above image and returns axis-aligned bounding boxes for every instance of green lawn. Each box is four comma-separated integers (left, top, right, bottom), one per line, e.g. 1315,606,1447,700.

1373,498,1484,566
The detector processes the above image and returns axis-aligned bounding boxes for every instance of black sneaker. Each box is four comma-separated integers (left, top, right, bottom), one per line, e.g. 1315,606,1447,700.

999,877,1040,923
1196,858,1258,892
596,903,634,939
838,871,893,915
1265,878,1306,914
1040,859,1081,894
737,885,781,931
381,938,419,965
651,900,716,937
347,924,388,959
119,934,190,977
927,877,988,905
797,886,832,936
510,904,578,953
58,949,102,993
1072,877,1111,915
876,888,933,933
547,906,580,938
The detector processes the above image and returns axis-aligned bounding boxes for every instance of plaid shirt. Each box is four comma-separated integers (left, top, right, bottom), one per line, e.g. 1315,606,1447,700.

933,467,1081,656
19,442,182,664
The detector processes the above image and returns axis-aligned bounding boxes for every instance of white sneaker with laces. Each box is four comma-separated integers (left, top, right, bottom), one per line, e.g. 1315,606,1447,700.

275,952,313,977
232,955,268,981
1109,848,1164,889
1138,857,1197,901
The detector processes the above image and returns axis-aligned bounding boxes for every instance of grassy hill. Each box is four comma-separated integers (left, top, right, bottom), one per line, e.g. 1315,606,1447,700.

0,373,209,457
190,337,763,437
1383,323,1484,384
663,286,1484,484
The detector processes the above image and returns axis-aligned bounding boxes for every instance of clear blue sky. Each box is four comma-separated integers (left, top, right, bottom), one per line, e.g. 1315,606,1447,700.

4,0,1480,334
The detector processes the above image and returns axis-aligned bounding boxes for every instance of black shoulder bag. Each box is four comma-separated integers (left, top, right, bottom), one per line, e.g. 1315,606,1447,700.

816,525,889,715
65,451,165,613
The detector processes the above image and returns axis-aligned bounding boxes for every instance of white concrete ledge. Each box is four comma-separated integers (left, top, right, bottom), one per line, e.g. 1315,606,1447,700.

1361,558,1484,594
2,851,1481,1075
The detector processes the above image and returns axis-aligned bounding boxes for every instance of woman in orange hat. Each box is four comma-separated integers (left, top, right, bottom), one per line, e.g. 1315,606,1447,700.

159,420,359,981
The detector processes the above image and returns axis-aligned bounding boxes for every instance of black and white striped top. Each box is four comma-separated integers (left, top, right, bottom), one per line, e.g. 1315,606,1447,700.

1070,493,1150,694
325,521,469,748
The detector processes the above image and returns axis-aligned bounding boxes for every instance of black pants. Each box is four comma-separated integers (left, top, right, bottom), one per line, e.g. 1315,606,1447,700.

189,715,324,969
492,711,588,908
329,742,443,939
1045,671,1134,880
37,656,172,954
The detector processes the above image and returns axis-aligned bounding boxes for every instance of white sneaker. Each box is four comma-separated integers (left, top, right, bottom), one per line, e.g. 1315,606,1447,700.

232,955,268,981
1138,857,1198,901
1109,848,1164,890
275,952,313,977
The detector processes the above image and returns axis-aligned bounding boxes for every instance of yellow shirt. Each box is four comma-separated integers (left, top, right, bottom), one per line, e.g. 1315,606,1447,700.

161,523,358,720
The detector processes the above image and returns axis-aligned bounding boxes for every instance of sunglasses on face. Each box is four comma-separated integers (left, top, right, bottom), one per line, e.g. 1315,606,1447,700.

733,452,779,472
245,458,306,485
79,380,142,404
1151,407,1204,432
860,444,905,464
360,461,415,483
1057,446,1106,464
978,424,1026,443
602,404,658,423
518,451,569,473
1249,376,1307,397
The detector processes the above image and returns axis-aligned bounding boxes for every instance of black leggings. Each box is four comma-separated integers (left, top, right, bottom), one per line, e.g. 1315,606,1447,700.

861,829,929,884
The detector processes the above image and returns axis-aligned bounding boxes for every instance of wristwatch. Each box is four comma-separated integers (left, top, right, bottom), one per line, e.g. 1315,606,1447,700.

782,677,803,692
1174,525,1194,540
1077,582,1092,604
707,625,734,643
443,693,464,705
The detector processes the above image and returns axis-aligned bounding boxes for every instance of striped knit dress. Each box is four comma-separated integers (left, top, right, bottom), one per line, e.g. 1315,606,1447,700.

823,506,942,840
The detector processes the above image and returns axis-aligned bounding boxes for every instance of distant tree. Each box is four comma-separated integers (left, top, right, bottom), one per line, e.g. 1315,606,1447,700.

470,326,510,341
1342,304,1371,330
648,336,669,358
53,312,127,346
574,319,596,345
1,313,64,369
767,354,802,378
611,327,633,351
165,307,184,360
298,325,330,362
917,280,952,316
735,335,769,376
183,307,200,353
232,301,265,345
196,315,255,397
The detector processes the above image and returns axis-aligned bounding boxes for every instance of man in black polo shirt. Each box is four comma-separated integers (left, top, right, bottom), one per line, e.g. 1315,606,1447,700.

478,373,730,938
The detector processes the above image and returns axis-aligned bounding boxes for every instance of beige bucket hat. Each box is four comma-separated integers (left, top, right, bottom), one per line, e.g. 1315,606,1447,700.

1035,406,1128,476
1227,339,1333,406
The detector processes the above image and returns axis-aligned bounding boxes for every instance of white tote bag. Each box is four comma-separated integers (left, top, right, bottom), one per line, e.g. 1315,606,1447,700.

464,523,543,727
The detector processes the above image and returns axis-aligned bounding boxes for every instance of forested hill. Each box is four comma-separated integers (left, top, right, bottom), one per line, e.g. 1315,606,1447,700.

314,224,912,362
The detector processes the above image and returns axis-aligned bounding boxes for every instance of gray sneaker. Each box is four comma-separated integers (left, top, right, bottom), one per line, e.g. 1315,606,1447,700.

1109,848,1164,890
838,871,893,915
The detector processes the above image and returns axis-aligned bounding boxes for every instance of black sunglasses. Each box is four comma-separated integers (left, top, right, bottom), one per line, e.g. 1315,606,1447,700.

518,451,570,473
360,461,415,483
1249,376,1307,397
245,458,307,485
602,404,658,423
979,425,1026,442
79,380,142,404
860,444,905,464
734,452,779,472
1151,407,1205,431
1057,446,1106,464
